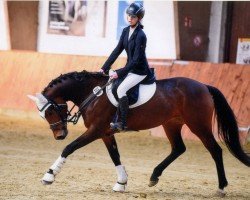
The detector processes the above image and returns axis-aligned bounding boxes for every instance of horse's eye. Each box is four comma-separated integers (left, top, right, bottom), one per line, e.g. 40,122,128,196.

47,110,53,116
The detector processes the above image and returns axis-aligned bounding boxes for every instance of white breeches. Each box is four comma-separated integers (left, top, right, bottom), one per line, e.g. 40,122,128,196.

117,73,146,98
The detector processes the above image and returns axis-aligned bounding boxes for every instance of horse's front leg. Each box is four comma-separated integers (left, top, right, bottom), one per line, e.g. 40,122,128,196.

102,135,128,192
41,126,100,185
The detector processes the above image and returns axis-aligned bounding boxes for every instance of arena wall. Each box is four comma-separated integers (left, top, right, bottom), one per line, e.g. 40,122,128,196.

0,51,249,141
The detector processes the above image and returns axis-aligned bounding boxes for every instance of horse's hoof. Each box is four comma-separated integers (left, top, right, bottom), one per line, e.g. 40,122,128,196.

41,180,53,185
148,178,159,187
112,182,127,192
216,189,226,197
42,172,55,184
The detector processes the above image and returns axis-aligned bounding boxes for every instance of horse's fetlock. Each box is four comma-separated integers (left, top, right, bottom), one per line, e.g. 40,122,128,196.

179,145,186,154
219,179,228,190
151,168,161,179
173,145,186,155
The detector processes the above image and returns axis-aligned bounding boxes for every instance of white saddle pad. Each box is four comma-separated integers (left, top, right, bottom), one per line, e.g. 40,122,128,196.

106,82,156,108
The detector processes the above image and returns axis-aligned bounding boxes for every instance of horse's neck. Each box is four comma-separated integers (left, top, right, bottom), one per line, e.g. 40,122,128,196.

46,78,107,106
72,78,107,106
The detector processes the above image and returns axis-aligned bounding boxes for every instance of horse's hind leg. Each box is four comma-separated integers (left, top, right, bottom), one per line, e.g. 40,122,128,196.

187,124,228,194
102,135,128,192
149,122,186,187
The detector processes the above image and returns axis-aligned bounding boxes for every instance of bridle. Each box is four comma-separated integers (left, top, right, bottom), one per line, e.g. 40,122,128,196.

40,79,113,131
38,99,68,131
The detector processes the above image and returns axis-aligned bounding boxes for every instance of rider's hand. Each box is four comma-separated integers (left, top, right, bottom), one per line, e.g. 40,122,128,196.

98,69,105,74
110,72,118,79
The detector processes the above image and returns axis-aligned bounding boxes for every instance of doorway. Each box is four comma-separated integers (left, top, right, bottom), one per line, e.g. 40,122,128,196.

7,1,38,50
177,2,211,61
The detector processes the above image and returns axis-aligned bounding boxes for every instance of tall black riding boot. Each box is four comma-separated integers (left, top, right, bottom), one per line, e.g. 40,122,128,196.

110,96,128,131
119,96,128,129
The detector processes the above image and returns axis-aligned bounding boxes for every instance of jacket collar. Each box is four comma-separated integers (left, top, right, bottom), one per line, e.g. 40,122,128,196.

128,24,140,42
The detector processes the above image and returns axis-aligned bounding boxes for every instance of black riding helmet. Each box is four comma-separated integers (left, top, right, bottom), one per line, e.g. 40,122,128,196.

126,2,145,19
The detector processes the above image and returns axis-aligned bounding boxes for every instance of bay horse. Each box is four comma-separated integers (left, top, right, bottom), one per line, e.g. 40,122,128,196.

28,70,249,195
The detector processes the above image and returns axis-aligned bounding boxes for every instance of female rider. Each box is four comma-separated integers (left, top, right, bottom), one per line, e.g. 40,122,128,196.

100,3,152,131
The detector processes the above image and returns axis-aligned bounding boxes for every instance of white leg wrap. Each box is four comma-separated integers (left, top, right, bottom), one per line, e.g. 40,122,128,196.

112,165,128,192
50,156,66,175
41,156,66,185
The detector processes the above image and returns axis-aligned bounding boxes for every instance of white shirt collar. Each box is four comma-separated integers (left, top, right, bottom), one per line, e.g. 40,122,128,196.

128,23,138,39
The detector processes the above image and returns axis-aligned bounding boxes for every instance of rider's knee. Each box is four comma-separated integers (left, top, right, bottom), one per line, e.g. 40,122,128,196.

117,87,127,99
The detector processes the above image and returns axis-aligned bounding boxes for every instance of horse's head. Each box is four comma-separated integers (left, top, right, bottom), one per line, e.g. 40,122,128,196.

28,93,69,140
27,71,109,140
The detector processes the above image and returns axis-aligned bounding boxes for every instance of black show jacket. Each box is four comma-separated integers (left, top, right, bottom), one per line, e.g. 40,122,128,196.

102,25,151,78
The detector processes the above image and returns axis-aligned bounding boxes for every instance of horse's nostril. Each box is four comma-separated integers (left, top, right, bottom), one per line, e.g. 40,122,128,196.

55,130,68,140
56,135,65,140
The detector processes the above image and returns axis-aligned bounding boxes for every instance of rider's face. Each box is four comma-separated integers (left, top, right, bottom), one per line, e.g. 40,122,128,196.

127,14,139,27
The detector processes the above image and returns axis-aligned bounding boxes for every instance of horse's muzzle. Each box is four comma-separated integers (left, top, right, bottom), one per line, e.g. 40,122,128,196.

54,129,68,140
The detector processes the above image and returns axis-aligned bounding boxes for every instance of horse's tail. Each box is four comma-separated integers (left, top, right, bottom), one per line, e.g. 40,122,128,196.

206,85,250,167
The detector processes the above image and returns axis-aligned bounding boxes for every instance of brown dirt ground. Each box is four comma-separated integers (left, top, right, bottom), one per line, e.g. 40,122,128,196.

0,115,249,200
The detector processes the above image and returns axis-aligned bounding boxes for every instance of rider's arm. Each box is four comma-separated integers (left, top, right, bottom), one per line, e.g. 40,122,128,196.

101,28,126,74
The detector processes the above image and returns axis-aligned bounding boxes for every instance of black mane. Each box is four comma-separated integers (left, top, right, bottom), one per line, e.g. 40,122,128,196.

42,70,107,94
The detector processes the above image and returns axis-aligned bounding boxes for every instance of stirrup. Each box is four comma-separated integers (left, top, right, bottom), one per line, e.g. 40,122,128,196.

110,122,127,132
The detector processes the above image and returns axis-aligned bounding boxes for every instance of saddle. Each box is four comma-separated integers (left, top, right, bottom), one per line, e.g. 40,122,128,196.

106,69,156,108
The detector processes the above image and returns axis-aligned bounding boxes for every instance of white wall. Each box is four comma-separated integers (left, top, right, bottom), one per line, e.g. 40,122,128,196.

0,1,10,50
143,1,176,59
37,1,177,59
207,1,223,63
38,1,117,56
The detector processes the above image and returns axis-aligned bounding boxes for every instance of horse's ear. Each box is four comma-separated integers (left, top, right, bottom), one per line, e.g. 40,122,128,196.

36,93,48,103
27,95,38,103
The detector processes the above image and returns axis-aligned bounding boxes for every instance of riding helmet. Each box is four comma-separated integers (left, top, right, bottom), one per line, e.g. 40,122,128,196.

126,2,145,19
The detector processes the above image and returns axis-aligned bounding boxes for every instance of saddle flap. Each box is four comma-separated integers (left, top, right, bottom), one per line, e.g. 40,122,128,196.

107,69,156,108
106,82,156,109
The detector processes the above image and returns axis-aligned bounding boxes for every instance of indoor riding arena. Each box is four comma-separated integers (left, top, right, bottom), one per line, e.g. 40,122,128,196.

0,1,249,200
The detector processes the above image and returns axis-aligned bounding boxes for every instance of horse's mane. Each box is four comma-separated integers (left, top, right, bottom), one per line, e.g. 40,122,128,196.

42,70,107,94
